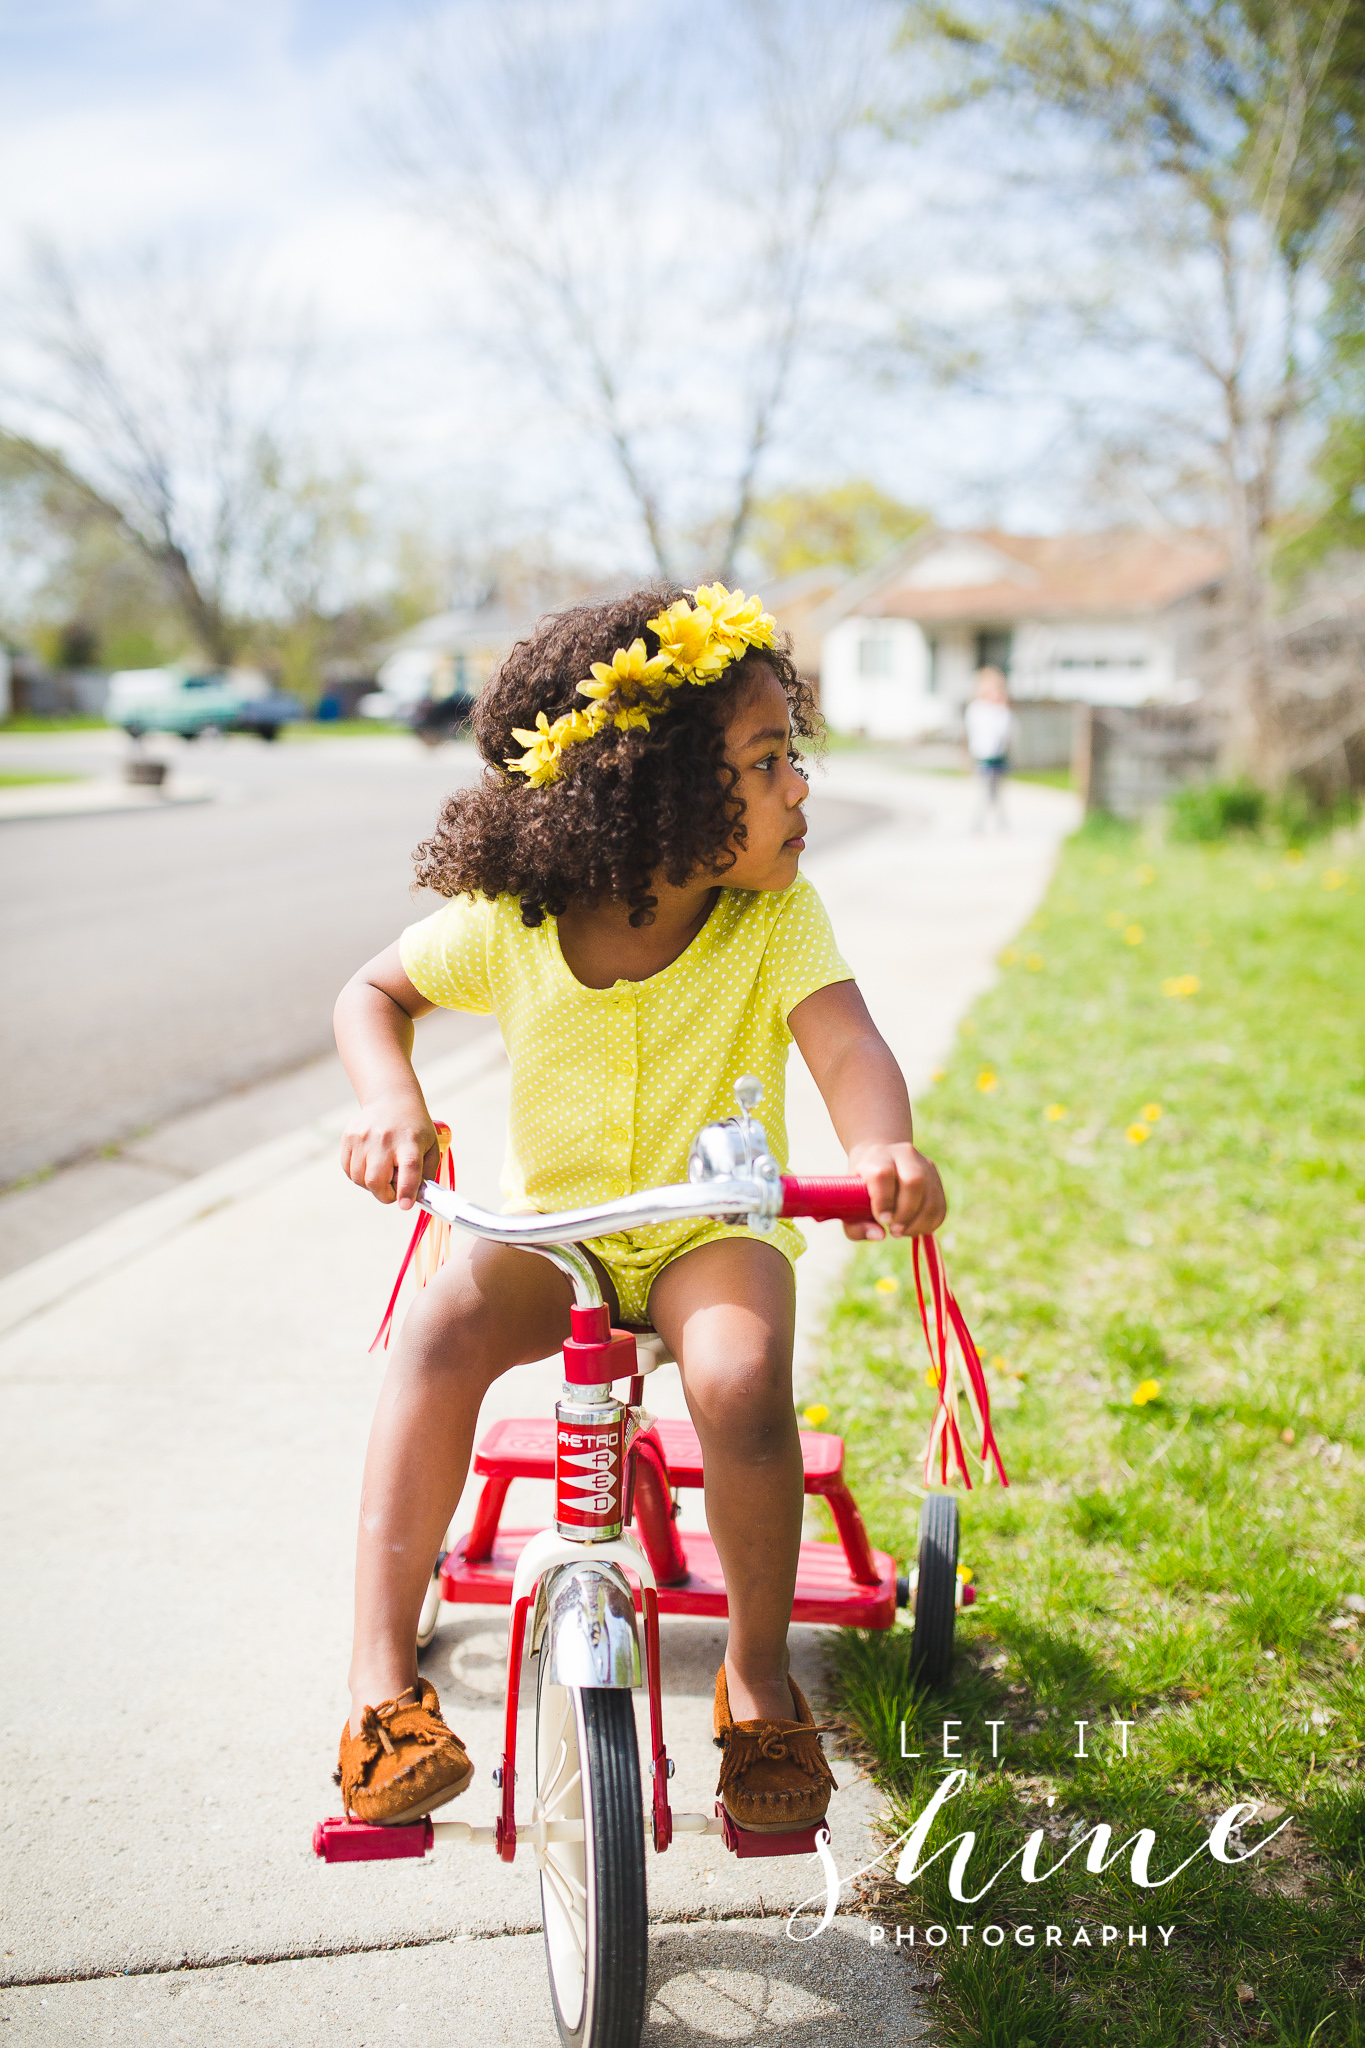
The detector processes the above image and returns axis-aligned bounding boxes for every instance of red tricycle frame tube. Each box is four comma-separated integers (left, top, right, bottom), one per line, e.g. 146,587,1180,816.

498,1592,534,1862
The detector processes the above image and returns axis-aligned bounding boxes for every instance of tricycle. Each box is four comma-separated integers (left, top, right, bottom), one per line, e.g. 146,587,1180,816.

314,1079,989,2048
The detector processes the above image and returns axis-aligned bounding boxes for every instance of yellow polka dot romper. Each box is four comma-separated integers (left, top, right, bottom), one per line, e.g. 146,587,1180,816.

399,876,853,1325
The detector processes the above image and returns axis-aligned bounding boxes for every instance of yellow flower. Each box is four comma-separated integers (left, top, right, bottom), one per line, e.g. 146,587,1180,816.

874,1275,899,1296
1284,848,1304,866
506,710,565,786
1125,1123,1150,1144
931,1066,946,1082
1132,1378,1162,1405
1044,1103,1067,1121
976,1067,999,1093
1105,909,1126,929
1135,864,1156,884
690,581,777,659
1142,1102,1163,1122
1163,974,1200,998
958,1565,974,1583
1025,953,1044,971
1323,868,1347,891
801,1403,829,1427
925,1367,941,1389
1123,924,1145,946
1000,946,1020,965
578,638,675,704
645,597,730,680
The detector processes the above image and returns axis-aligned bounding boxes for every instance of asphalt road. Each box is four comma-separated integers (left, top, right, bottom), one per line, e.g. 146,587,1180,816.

0,731,886,1190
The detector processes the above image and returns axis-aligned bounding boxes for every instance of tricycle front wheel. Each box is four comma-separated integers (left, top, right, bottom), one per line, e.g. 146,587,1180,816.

535,1647,647,2048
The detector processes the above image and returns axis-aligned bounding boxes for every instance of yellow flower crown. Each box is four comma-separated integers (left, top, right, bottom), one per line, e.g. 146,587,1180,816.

505,582,776,787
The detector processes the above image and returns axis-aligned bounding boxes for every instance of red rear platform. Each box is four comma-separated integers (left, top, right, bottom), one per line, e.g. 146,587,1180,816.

438,1414,897,1630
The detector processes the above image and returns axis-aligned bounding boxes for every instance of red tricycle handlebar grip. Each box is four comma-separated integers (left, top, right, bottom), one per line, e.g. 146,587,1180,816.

779,1175,875,1223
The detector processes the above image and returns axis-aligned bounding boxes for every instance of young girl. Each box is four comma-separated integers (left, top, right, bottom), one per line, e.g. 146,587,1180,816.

332,583,945,1835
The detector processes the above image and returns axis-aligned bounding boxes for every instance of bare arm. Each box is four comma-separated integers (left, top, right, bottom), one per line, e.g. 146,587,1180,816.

789,979,946,1242
334,941,441,1210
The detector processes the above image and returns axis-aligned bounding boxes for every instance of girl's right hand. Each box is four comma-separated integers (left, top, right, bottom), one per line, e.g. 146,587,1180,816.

340,1096,443,1210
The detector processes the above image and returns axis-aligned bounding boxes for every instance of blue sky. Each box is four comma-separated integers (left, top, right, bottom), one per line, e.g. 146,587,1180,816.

0,1,1080,568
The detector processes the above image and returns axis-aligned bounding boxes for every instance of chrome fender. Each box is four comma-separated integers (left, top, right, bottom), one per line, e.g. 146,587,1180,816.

538,1560,642,1689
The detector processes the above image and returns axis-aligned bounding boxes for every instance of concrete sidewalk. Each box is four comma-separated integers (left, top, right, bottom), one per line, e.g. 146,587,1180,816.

0,763,1077,2043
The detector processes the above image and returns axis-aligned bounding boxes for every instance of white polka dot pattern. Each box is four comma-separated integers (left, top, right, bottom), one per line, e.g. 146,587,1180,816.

398,877,853,1312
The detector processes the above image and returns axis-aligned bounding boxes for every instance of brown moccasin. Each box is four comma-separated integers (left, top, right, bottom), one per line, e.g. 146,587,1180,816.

335,1678,474,1824
713,1666,837,1834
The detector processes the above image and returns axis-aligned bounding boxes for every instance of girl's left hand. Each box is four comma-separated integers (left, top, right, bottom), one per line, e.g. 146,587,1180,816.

846,1141,946,1241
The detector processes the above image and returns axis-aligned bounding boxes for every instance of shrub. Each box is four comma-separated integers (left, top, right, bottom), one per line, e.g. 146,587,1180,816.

1168,778,1267,840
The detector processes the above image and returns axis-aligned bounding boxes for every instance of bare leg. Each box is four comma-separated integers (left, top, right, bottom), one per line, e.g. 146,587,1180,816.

349,1238,578,1731
649,1237,802,1725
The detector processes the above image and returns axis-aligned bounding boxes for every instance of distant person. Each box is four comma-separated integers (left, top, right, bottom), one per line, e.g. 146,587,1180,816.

965,666,1012,832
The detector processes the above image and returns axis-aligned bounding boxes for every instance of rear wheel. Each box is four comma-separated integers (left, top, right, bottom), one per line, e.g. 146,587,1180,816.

534,1646,647,2048
910,1493,959,1690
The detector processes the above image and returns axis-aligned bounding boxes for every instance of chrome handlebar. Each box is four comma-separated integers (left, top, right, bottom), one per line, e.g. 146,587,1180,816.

413,1172,778,1246
413,1076,784,1276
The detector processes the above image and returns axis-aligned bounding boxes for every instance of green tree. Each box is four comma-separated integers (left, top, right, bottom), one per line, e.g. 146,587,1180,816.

747,480,930,578
899,0,1365,779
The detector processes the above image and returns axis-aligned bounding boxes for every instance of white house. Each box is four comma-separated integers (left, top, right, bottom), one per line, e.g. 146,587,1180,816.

815,529,1228,740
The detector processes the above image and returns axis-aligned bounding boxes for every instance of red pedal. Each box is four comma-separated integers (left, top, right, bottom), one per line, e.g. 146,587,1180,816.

312,1815,433,1863
716,1802,823,1858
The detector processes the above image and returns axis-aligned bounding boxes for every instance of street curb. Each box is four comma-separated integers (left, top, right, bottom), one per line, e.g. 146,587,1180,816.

0,776,215,823
0,1032,506,1341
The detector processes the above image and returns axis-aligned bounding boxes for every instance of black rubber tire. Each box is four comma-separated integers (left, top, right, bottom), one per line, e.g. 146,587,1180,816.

535,1651,648,2048
910,1493,959,1691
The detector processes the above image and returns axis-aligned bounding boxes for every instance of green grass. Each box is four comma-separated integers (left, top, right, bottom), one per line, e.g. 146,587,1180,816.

282,718,408,739
0,714,107,732
815,824,1365,2045
1013,767,1074,789
0,770,84,787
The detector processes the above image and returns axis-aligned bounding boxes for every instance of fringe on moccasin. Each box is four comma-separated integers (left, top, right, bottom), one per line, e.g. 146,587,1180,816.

713,1666,837,1834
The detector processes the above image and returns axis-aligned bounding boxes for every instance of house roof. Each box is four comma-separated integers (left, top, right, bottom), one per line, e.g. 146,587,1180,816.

818,529,1228,628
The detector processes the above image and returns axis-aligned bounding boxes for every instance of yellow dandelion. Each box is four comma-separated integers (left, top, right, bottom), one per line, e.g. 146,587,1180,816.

1135,864,1156,884
931,1066,946,1082
976,1067,999,1093
1105,909,1126,930
801,1403,829,1427
874,1275,899,1296
1000,946,1020,965
1163,974,1200,998
1044,1103,1067,1121
1132,1378,1162,1406
1285,849,1304,866
990,1355,1006,1372
957,1565,974,1583
1142,1102,1163,1123
1125,1123,1150,1144
1025,952,1044,971
925,1367,941,1389
1124,924,1145,946
1323,868,1347,891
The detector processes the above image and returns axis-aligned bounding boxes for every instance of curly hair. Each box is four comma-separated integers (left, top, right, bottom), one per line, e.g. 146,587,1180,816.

412,586,822,927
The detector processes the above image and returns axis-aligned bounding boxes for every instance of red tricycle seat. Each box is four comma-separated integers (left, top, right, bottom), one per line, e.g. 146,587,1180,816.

439,1412,897,1629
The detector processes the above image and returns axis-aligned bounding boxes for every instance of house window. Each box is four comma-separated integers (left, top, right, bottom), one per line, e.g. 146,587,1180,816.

858,632,895,677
